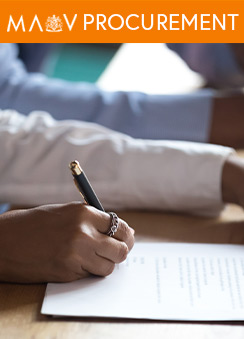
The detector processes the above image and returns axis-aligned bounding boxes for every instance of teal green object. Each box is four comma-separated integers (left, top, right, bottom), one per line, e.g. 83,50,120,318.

44,44,118,83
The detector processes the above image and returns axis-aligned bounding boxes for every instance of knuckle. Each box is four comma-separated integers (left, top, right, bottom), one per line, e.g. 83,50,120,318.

117,243,129,262
80,229,98,250
119,220,132,241
130,235,135,248
103,263,115,277
76,203,90,221
65,201,84,216
79,202,90,214
61,203,86,232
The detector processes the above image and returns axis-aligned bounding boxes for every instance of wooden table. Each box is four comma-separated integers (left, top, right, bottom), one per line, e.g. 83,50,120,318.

1,203,244,339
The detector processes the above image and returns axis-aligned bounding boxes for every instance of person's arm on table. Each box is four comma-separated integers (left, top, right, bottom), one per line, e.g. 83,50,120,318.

2,43,244,148
0,109,233,214
167,43,244,147
0,43,211,143
0,109,243,284
210,93,244,148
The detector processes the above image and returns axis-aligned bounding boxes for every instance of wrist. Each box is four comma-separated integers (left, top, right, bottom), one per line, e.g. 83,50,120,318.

211,94,244,148
222,155,244,206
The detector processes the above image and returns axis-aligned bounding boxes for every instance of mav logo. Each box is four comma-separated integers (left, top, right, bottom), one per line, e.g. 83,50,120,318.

46,15,63,32
7,14,77,32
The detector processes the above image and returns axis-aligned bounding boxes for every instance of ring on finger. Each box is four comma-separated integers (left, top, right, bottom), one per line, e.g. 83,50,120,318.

107,212,119,237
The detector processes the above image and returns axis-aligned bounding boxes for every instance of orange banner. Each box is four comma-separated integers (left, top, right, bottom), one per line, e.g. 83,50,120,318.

0,1,243,42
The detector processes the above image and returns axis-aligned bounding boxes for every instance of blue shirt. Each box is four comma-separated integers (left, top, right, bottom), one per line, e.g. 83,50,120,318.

0,203,9,214
0,43,215,143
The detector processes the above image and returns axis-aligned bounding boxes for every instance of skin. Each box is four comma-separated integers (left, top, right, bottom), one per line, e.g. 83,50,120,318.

205,44,244,148
210,93,244,148
0,202,134,283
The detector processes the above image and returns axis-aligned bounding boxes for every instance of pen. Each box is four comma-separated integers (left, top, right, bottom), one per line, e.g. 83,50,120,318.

69,160,105,212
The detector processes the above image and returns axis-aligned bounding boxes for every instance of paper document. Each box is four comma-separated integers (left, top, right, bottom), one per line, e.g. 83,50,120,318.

41,243,244,321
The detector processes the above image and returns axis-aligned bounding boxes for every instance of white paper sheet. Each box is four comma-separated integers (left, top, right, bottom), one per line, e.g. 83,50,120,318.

41,243,244,321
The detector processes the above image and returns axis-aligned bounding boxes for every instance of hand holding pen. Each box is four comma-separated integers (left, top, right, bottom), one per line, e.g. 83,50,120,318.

70,160,121,236
0,162,134,284
70,160,122,237
67,160,135,263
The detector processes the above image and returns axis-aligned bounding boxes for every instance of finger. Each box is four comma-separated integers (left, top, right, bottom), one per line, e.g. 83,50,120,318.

95,211,134,251
82,252,115,277
84,206,112,233
84,206,135,251
111,219,135,251
95,236,129,264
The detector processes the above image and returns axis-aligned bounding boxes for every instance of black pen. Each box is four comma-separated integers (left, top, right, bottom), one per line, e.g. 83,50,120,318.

69,160,105,212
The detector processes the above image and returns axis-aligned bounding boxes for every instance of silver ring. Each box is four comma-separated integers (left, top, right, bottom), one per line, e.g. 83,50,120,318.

107,212,119,237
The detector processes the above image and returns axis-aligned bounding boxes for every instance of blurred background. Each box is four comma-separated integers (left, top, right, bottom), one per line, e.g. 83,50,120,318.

17,43,204,94
18,43,120,82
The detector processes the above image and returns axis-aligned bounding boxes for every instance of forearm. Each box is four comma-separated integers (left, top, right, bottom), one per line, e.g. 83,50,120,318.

0,110,233,215
6,65,244,148
210,92,244,148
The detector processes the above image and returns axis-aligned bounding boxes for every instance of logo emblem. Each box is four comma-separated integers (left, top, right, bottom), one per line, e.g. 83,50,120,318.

46,15,63,32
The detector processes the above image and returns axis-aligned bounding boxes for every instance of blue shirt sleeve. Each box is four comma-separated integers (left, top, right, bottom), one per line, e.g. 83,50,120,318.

0,43,213,142
0,204,9,214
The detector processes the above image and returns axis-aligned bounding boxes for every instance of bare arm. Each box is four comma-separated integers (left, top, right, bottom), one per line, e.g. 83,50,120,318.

210,93,244,148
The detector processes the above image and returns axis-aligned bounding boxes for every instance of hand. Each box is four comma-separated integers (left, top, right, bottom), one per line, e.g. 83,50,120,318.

0,202,135,283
